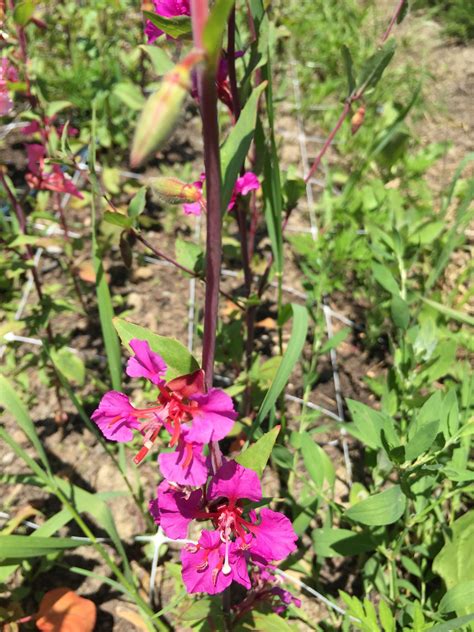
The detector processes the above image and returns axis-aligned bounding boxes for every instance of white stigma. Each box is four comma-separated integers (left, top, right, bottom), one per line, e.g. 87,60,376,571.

222,538,232,575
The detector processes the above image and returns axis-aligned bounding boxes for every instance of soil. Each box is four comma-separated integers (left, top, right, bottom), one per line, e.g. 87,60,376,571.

1,5,472,630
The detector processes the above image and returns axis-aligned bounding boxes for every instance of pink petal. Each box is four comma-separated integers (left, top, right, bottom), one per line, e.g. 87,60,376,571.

149,480,202,539
235,172,260,196
250,508,297,562
180,530,232,595
158,440,208,486
126,339,167,385
183,201,202,215
207,460,262,504
91,391,139,442
186,389,237,444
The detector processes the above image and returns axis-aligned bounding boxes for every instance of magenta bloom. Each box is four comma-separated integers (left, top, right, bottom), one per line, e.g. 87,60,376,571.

91,391,141,442
181,530,250,595
0,58,18,116
126,339,167,385
91,339,236,485
251,564,301,614
151,460,298,594
25,144,83,199
182,171,259,216
149,480,203,539
145,0,190,43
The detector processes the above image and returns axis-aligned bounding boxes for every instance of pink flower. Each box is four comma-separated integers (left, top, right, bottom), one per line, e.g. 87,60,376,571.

91,391,141,442
0,58,18,116
91,339,236,485
151,460,298,594
251,563,301,614
126,338,167,385
145,0,190,43
25,144,83,199
149,480,203,539
182,171,259,216
23,116,79,137
181,530,250,595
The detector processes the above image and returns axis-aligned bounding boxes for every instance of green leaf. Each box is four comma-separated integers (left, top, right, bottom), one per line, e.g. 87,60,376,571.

46,100,72,118
320,327,350,354
175,238,203,275
0,376,51,476
433,511,474,590
103,211,134,229
220,82,267,212
357,39,396,91
379,600,395,632
128,187,148,219
301,434,335,489
142,11,192,39
391,295,410,330
13,0,35,25
342,45,356,96
140,45,174,75
312,527,379,557
253,304,308,430
346,399,399,451
90,108,122,391
0,535,85,559
421,297,474,327
50,347,85,386
238,611,296,631
439,581,474,616
372,262,400,296
113,317,199,381
429,614,474,632
203,0,235,70
235,426,280,477
113,82,146,111
405,391,442,461
344,485,406,526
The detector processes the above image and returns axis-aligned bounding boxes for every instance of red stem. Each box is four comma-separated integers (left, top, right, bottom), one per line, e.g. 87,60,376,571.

191,0,223,472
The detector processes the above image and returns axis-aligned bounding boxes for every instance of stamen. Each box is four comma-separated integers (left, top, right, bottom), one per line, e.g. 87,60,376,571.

169,418,181,447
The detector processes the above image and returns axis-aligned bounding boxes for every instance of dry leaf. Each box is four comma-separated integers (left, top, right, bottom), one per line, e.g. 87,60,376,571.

36,588,96,632
256,317,277,329
116,606,149,631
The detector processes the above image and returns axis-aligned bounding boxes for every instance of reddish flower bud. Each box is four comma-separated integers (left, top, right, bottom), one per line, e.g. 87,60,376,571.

130,50,203,168
351,105,366,135
151,176,202,205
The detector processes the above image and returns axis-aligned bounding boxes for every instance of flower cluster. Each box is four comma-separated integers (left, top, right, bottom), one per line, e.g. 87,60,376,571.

92,340,299,600
25,144,83,199
92,339,236,485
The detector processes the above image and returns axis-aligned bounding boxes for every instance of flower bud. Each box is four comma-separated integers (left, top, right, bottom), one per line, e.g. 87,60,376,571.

130,50,203,168
351,105,366,135
150,177,202,205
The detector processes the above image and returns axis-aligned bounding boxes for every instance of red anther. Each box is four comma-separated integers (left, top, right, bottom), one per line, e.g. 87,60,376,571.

133,444,150,465
169,419,181,447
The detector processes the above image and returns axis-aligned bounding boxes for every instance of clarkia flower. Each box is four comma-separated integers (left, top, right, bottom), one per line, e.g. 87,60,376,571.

91,339,236,485
182,171,259,216
150,460,298,594
145,0,190,43
250,563,301,614
25,144,83,199
0,58,18,116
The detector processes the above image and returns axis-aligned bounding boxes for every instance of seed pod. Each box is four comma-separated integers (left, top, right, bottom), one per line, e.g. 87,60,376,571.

130,50,203,168
119,230,133,269
150,176,202,205
351,105,366,135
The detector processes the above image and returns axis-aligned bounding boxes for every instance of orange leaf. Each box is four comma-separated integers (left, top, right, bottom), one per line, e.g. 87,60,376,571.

35,588,96,632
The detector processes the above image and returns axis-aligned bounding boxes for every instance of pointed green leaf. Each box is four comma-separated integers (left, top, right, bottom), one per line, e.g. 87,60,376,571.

143,11,192,39
235,426,280,477
344,485,406,526
113,317,199,380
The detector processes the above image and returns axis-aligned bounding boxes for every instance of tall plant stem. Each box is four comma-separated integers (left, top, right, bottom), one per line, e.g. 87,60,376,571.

304,0,406,184
191,0,223,472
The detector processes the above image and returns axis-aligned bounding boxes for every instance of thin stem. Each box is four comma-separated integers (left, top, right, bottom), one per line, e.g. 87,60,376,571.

135,232,244,310
381,0,406,43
